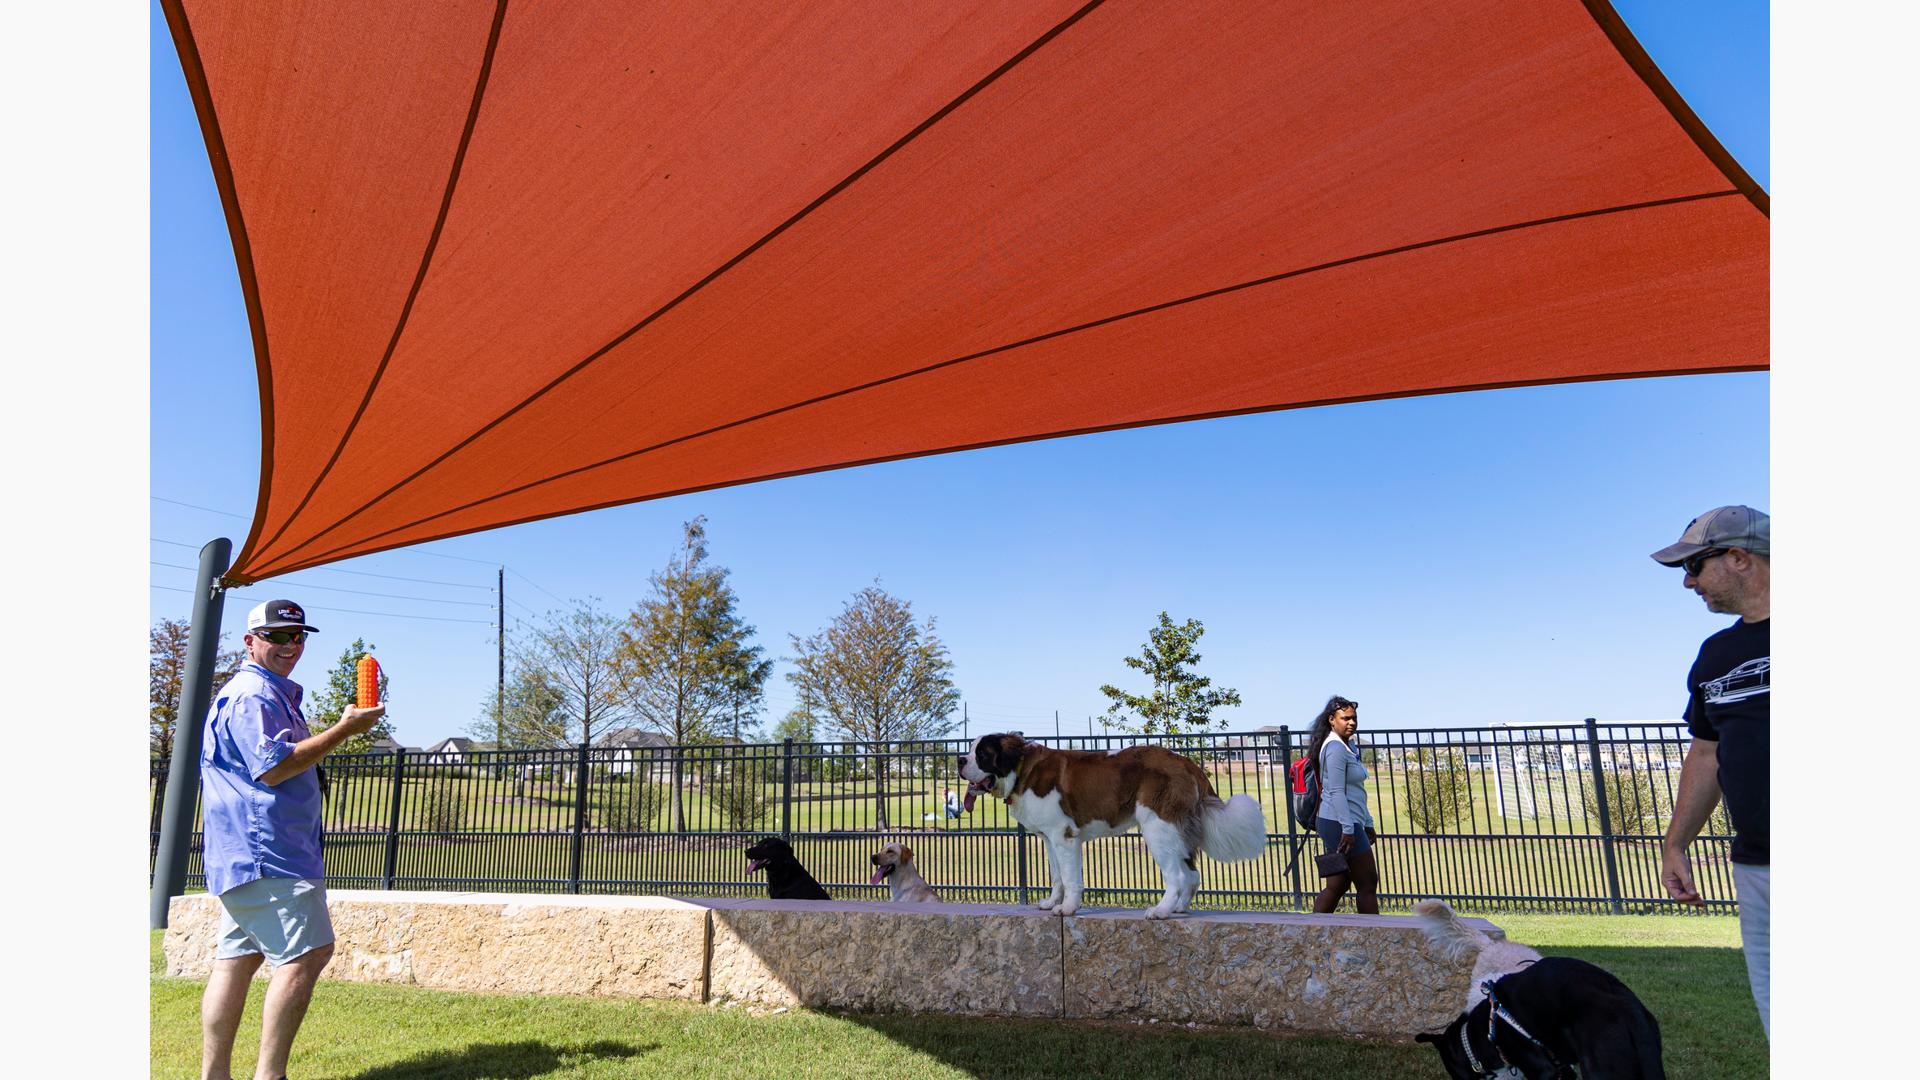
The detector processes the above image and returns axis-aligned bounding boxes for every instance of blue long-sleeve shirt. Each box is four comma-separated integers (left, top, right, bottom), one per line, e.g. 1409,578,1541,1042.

199,662,326,895
1317,735,1374,833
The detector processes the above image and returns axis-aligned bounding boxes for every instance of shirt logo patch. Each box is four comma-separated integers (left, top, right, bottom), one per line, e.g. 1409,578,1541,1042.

1704,656,1769,705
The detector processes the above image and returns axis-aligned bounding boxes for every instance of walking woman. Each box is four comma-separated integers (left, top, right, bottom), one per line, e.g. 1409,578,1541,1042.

1310,695,1380,914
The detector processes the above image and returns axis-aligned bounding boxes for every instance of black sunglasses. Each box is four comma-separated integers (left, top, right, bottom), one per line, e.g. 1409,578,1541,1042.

1681,549,1730,577
253,629,309,645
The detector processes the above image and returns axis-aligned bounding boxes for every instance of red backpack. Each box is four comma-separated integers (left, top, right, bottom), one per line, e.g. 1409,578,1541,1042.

1288,755,1320,831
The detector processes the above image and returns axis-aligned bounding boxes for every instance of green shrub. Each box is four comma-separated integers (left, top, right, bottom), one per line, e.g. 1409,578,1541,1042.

418,777,466,834
711,760,774,832
596,772,663,832
1404,748,1473,833
1581,766,1733,837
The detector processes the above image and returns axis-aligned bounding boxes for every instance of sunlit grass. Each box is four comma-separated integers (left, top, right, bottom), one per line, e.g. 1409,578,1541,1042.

152,912,1765,1079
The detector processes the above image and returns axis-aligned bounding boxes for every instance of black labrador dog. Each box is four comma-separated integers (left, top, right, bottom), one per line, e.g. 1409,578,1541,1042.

744,836,831,900
1416,956,1664,1079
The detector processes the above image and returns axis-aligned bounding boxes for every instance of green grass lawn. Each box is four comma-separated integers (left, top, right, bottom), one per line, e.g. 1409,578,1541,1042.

150,913,1765,1078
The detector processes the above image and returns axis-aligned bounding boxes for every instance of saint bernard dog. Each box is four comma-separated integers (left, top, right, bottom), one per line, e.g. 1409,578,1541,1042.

958,732,1268,918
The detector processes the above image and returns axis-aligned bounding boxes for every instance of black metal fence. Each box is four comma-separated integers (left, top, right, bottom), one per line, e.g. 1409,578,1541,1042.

150,720,1735,914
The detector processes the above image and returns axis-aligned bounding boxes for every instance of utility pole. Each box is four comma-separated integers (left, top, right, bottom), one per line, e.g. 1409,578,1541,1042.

503,564,510,749
1054,709,1060,739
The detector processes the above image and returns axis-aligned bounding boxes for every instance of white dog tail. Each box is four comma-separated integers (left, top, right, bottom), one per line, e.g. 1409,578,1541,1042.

1199,793,1269,863
1412,899,1495,962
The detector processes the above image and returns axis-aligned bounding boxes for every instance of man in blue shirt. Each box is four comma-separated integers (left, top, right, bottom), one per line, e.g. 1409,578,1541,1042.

198,599,384,1080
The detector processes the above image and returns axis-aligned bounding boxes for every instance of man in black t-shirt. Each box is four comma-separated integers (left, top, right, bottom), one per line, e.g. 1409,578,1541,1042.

1652,505,1770,1037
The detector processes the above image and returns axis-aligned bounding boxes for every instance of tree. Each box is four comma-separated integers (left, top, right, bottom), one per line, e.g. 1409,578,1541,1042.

305,637,397,754
771,707,817,745
150,618,244,759
615,516,772,830
465,661,568,798
1098,612,1242,736
519,598,630,748
787,583,960,829
469,664,569,750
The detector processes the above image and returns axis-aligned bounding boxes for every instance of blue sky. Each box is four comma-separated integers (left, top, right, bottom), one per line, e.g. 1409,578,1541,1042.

149,1,1769,747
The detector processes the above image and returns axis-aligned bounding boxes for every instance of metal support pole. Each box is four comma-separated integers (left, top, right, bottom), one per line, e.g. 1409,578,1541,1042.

1584,718,1625,914
149,538,232,929
568,740,590,894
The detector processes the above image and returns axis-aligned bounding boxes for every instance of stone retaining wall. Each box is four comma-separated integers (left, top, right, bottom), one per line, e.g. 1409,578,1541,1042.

164,891,1491,1037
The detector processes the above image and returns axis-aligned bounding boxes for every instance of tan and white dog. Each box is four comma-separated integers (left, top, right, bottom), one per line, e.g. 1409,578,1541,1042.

1413,899,1543,1012
869,843,941,902
957,732,1268,919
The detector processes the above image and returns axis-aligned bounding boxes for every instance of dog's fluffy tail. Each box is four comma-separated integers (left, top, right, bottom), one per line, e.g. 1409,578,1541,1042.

1412,899,1497,963
1199,794,1268,863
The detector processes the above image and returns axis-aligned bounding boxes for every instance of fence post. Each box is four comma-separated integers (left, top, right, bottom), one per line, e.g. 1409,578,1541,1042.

1278,724,1303,911
781,738,795,840
1014,827,1030,906
381,749,406,890
1584,718,1625,914
149,760,167,868
569,741,590,894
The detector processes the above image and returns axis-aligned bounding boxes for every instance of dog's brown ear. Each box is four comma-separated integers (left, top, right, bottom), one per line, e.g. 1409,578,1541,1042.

899,843,914,863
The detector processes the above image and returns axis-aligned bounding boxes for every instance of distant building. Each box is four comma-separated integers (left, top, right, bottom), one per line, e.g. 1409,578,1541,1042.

595,727,673,777
423,737,477,765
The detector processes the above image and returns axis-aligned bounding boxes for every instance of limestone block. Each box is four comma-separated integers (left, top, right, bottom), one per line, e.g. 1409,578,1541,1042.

704,899,1063,1017
164,890,709,1000
163,894,234,978
1061,909,1474,1036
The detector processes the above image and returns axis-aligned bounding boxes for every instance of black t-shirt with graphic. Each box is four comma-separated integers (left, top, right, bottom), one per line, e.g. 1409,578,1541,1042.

1684,618,1769,865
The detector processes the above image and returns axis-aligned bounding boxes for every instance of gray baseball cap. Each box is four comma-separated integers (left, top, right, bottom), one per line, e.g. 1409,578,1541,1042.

1650,505,1769,566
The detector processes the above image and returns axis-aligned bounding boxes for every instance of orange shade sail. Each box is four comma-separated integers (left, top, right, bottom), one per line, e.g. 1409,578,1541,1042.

161,0,1767,585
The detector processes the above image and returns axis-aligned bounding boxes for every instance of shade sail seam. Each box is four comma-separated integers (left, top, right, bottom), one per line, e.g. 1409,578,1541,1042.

1583,0,1768,216
161,0,276,573
235,363,1764,584
247,0,511,563
248,188,1746,579
245,0,1115,577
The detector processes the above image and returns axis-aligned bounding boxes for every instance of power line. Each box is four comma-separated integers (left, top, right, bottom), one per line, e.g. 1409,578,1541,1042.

152,497,506,567
150,584,492,624
155,540,492,590
151,562,493,607
152,495,248,519
505,566,567,606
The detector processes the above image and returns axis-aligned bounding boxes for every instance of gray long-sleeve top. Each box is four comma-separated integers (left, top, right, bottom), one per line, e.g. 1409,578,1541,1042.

1318,734,1375,833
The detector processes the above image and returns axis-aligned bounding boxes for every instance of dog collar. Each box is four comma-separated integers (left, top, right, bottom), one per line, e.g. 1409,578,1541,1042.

1457,1023,1489,1074
1003,752,1033,804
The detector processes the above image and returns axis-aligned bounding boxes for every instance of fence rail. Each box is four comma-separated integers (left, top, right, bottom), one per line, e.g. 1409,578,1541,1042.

151,721,1734,914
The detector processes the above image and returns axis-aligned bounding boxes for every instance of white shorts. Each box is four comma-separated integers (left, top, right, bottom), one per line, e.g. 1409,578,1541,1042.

215,877,335,965
1732,862,1769,1037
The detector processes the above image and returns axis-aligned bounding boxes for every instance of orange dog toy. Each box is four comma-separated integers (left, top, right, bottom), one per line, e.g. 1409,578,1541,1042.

356,654,381,708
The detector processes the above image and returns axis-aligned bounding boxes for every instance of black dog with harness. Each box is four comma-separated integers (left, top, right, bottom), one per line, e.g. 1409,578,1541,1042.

1415,956,1665,1079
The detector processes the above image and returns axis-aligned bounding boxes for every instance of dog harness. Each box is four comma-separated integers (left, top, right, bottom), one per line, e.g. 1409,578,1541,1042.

1456,977,1559,1076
